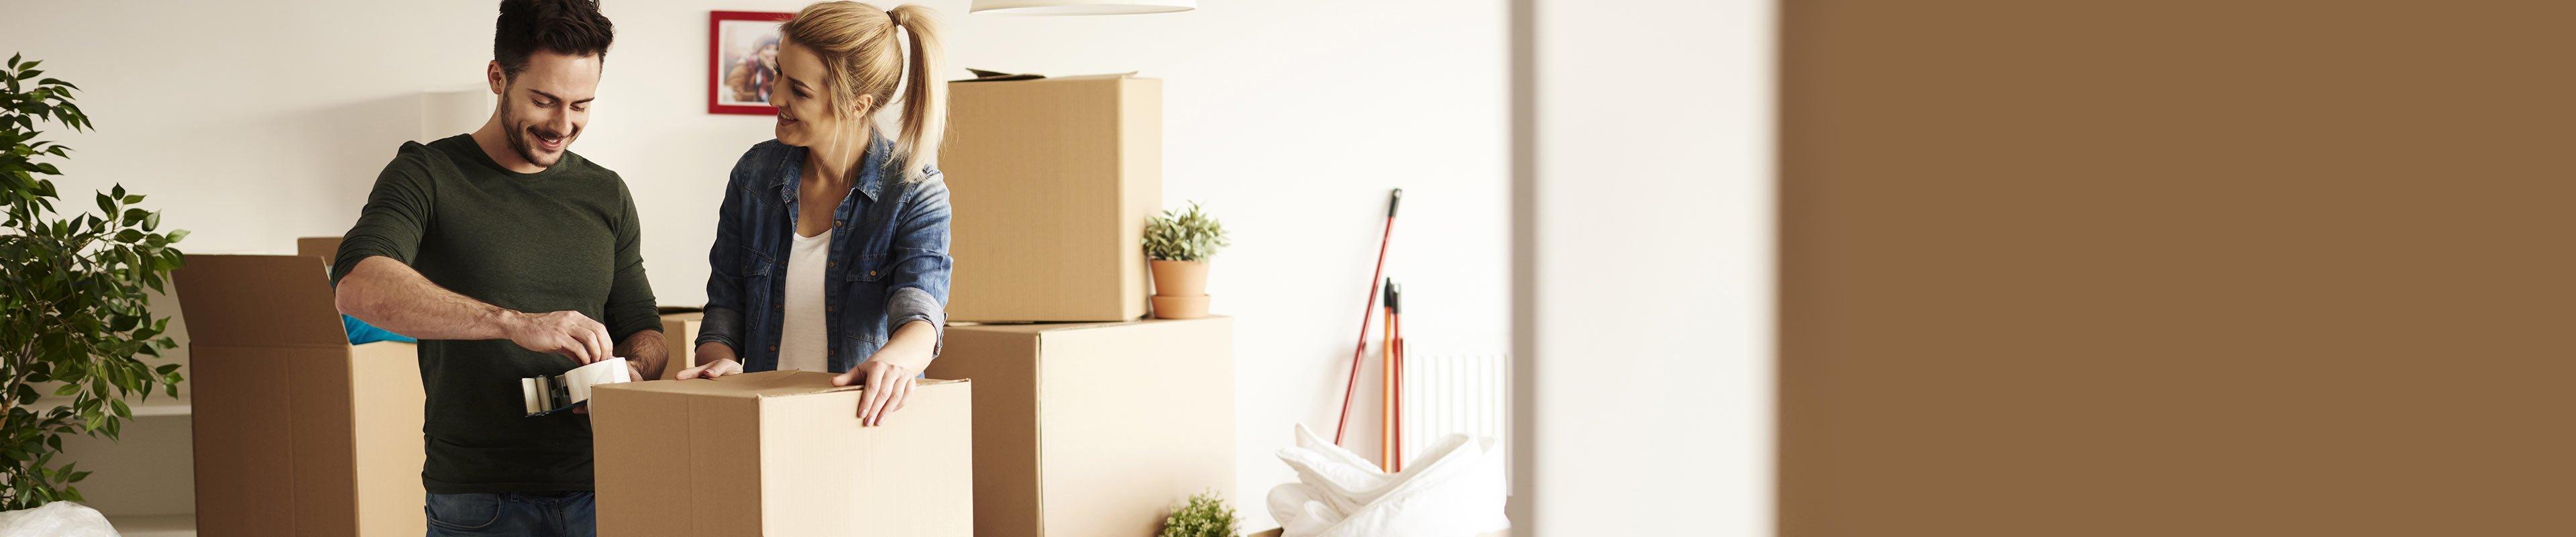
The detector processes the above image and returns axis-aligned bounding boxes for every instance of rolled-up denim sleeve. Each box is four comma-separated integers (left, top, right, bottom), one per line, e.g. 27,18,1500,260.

884,170,954,356
696,151,758,353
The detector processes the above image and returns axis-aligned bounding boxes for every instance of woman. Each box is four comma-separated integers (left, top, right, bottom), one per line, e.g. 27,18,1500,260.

681,1,951,428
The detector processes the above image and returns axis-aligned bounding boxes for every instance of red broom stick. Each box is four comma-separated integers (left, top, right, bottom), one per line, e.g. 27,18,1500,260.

1336,189,1402,445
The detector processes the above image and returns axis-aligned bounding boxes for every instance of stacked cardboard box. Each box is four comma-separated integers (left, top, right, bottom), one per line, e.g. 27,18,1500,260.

934,75,1241,536
657,311,702,380
927,317,1234,536
943,75,1164,323
176,254,427,536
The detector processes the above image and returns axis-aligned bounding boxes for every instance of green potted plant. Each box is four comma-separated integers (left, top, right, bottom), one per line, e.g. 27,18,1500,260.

1,52,189,510
1144,201,1228,320
1158,490,1239,537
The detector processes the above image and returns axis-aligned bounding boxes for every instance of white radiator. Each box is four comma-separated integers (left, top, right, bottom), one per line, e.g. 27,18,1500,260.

1398,352,1512,475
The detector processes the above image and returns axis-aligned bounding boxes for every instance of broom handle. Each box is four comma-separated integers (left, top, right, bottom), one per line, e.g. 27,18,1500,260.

1335,189,1402,445
1381,297,1395,470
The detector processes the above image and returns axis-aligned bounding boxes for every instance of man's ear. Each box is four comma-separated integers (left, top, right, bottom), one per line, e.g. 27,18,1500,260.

487,61,506,95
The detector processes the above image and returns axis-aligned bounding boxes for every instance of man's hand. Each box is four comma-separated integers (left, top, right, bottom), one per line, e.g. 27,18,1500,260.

504,310,615,364
834,359,916,427
676,357,743,380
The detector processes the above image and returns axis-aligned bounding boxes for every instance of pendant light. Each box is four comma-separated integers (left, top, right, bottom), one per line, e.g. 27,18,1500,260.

969,0,1194,16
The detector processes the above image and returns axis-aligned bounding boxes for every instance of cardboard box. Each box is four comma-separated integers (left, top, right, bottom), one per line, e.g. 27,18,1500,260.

174,254,426,536
297,236,340,263
592,371,975,536
924,317,1234,536
943,75,1163,322
658,311,702,380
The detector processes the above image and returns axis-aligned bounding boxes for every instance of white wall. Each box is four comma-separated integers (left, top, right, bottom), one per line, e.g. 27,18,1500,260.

5,0,1507,530
1513,0,1773,535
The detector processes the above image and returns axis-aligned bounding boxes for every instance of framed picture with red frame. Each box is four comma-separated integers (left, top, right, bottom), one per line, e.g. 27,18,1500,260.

709,10,794,115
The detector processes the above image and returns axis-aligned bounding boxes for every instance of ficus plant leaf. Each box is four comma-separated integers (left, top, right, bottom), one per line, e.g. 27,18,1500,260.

0,53,187,511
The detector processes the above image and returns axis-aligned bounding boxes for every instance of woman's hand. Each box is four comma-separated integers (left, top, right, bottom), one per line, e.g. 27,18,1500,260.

833,359,914,427
677,342,745,379
834,321,938,426
676,358,743,379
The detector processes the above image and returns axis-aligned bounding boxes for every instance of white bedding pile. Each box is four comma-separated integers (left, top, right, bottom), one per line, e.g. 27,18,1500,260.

1267,424,1509,537
0,501,118,537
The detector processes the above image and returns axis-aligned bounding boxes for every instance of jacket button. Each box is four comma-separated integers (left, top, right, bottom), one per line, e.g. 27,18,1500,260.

826,305,835,313
829,261,837,268
769,345,778,352
868,270,878,277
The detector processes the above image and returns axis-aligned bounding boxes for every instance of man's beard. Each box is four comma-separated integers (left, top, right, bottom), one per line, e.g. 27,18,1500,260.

498,105,575,168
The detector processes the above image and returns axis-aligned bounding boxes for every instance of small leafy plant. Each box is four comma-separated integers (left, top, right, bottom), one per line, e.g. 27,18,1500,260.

1158,489,1239,537
1144,201,1229,262
1,52,189,510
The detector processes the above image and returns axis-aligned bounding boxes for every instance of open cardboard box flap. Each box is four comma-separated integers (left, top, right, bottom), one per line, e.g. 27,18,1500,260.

297,236,341,264
174,254,345,348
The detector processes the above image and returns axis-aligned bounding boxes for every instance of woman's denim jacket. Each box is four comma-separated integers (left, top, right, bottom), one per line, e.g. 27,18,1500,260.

698,136,951,373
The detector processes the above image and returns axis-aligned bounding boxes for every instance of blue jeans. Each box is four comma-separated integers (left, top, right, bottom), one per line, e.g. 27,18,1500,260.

425,492,595,537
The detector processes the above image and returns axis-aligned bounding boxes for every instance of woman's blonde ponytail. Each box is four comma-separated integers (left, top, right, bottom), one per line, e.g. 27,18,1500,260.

885,5,945,183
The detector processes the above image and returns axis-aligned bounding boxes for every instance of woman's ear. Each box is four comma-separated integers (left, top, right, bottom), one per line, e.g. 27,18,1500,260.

851,94,877,119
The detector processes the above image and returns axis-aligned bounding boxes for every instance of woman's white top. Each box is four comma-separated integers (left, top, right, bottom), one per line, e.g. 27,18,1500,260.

775,230,833,373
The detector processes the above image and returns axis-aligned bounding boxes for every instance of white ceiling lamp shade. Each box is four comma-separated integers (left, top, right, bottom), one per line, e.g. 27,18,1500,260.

970,0,1193,15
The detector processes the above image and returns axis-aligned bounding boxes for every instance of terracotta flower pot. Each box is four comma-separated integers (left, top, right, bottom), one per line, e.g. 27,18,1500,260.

1150,259,1210,297
1150,260,1212,319
1151,294,1211,320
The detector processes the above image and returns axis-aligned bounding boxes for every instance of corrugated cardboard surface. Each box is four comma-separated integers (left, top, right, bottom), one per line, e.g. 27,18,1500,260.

926,317,1234,536
593,371,973,536
176,254,426,536
942,76,1161,322
176,254,344,347
1783,2,2576,536
297,236,340,264
659,312,702,380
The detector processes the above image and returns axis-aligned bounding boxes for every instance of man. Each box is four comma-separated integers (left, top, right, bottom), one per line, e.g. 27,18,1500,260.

329,1,659,535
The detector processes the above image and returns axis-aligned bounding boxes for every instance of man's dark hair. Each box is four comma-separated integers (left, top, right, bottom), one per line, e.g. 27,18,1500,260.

493,0,616,80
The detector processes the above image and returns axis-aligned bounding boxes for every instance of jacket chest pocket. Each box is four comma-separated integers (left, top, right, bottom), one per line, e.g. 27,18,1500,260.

846,252,889,283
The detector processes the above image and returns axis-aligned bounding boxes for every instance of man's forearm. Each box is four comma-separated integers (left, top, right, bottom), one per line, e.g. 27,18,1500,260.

333,255,519,340
619,330,667,380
